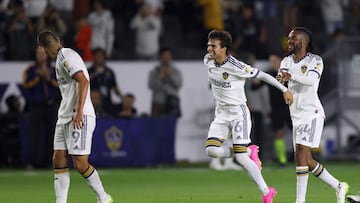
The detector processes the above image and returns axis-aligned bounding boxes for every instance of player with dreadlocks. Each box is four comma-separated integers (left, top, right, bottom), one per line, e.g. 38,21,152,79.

277,27,349,203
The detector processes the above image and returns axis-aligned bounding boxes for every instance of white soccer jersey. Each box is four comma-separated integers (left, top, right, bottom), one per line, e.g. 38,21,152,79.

55,48,95,124
279,53,325,125
203,54,259,106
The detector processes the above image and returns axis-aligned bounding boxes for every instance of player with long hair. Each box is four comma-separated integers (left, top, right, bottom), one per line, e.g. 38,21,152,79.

277,27,349,203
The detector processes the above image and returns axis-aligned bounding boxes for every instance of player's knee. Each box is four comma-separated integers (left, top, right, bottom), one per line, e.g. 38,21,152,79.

72,157,89,173
205,137,224,158
206,146,221,158
52,150,68,168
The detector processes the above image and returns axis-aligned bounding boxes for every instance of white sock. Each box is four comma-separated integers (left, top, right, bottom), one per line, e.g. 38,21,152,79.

235,153,269,195
296,166,309,203
206,145,232,158
82,165,108,201
312,163,339,189
54,169,70,203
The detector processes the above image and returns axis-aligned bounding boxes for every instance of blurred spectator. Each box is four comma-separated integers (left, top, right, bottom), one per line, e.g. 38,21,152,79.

130,3,161,60
88,48,122,113
113,93,137,119
233,3,268,59
49,0,73,24
0,0,6,60
196,0,224,43
320,28,345,97
48,0,74,46
148,47,182,117
4,0,33,60
0,95,22,167
88,0,115,58
23,0,47,23
74,16,93,62
221,0,241,33
347,0,360,35
243,54,270,159
90,89,110,119
35,4,67,37
72,0,90,22
265,54,292,166
283,0,298,33
143,0,164,16
177,0,202,39
320,0,346,35
22,46,60,169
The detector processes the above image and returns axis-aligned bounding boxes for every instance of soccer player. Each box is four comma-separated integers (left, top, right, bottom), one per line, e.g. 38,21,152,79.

37,30,113,203
204,29,293,203
277,27,349,203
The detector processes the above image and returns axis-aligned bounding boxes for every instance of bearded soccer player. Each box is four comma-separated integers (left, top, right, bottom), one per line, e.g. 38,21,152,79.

277,27,349,203
37,30,113,203
204,29,293,203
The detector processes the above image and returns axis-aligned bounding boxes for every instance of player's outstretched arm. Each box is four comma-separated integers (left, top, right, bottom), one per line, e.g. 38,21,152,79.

256,71,293,105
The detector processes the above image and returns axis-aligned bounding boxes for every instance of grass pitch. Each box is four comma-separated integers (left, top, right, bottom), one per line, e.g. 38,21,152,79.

0,162,359,203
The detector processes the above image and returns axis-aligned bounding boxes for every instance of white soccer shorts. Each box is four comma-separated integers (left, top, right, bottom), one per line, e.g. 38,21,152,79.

207,104,252,145
292,117,324,149
54,115,95,155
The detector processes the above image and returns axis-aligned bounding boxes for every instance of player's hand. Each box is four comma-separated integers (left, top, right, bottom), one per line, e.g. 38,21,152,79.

281,71,291,82
73,110,84,129
276,72,284,83
283,90,293,105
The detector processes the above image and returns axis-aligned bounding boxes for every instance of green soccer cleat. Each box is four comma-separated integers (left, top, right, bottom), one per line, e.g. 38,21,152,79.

336,182,349,203
97,194,113,203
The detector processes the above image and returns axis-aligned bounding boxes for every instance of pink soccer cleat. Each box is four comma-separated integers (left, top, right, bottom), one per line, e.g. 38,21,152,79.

262,187,277,203
249,145,262,170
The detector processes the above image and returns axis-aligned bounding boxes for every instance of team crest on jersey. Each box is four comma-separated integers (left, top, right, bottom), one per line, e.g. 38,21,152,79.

104,126,123,152
222,72,229,80
301,65,307,73
245,67,252,73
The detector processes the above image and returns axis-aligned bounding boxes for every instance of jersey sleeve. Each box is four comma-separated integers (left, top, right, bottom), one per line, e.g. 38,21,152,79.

232,61,260,78
63,53,85,78
307,56,323,78
279,57,289,72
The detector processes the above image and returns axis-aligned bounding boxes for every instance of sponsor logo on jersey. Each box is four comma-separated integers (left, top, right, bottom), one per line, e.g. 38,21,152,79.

222,72,229,80
105,126,123,152
301,65,307,73
209,78,231,88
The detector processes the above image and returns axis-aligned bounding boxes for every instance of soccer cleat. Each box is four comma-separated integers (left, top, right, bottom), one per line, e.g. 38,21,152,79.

262,187,277,203
248,145,262,170
336,182,349,203
347,194,360,203
97,194,113,203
